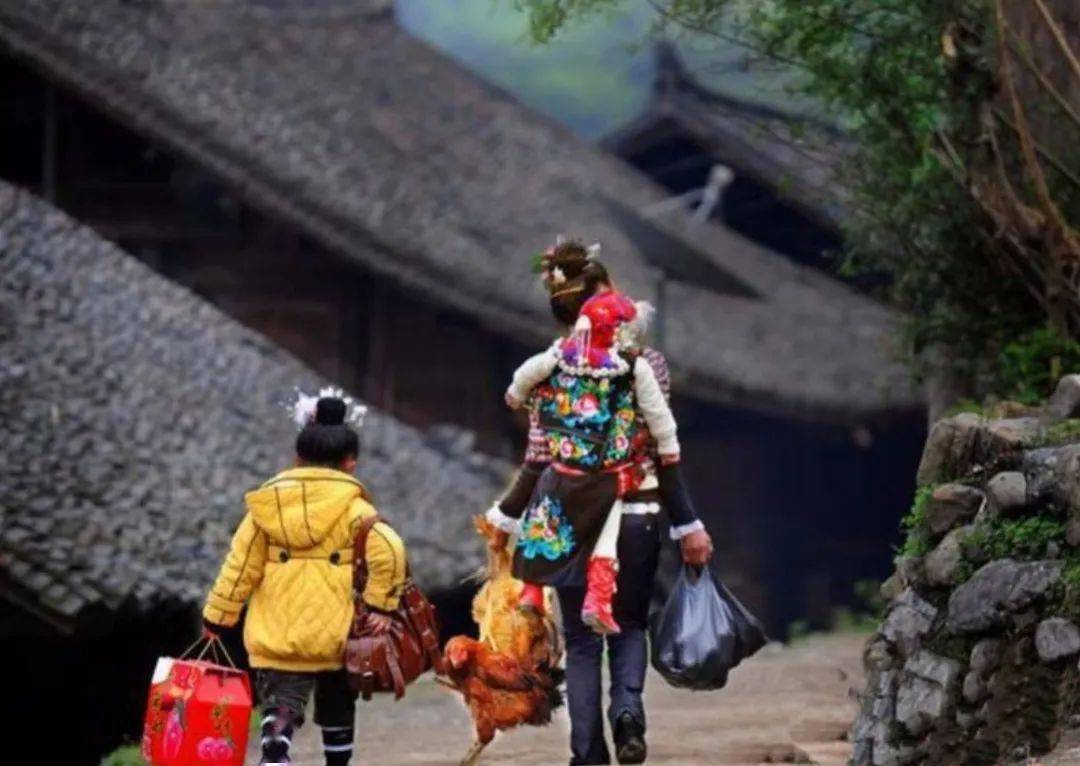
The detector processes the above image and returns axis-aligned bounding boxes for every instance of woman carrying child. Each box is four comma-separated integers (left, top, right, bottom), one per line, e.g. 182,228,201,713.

487,240,712,765
202,393,406,766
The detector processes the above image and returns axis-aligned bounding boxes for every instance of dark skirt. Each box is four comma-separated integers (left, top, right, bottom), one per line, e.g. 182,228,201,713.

511,464,618,588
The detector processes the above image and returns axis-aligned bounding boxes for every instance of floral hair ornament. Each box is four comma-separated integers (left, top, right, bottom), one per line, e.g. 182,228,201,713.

289,386,369,431
532,235,594,290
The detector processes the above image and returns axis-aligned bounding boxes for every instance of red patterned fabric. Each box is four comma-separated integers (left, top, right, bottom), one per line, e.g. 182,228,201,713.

558,292,637,371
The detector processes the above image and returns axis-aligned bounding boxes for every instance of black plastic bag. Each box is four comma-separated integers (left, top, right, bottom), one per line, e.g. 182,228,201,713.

650,565,768,690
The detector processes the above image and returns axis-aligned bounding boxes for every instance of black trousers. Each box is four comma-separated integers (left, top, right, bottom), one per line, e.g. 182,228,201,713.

558,513,661,766
255,668,357,728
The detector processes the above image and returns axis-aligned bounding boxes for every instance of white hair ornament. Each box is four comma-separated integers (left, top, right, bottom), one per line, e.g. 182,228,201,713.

289,386,368,431
618,300,656,349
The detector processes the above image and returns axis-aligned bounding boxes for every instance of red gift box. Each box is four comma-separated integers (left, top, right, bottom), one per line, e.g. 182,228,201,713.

142,638,252,766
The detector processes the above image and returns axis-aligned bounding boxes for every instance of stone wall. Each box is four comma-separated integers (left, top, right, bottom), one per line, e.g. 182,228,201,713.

851,376,1080,765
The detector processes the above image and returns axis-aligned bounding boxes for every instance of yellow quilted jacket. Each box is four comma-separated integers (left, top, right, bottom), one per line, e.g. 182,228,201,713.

203,467,407,672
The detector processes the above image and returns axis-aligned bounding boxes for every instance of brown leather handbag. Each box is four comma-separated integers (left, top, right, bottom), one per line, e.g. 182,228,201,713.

344,513,445,700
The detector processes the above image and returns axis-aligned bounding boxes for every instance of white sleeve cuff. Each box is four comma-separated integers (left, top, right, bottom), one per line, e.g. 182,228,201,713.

485,504,522,534
670,520,705,541
506,382,529,406
656,436,681,457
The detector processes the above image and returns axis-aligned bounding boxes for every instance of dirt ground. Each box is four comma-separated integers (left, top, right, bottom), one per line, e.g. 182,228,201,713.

247,632,867,766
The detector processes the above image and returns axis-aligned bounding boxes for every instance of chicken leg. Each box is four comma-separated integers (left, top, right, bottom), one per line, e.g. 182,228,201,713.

459,738,487,766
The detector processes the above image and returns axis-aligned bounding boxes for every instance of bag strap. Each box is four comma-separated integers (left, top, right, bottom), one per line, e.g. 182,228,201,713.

351,512,381,629
402,584,446,675
179,635,238,669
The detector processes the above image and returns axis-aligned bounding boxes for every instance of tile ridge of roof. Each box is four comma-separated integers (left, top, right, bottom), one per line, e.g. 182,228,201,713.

0,4,555,345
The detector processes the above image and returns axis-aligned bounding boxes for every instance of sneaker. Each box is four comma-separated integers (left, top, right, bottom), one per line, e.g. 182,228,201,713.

614,712,647,764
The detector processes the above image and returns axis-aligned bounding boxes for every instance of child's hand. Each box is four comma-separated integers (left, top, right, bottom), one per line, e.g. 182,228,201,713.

365,612,394,635
680,529,713,567
505,391,523,410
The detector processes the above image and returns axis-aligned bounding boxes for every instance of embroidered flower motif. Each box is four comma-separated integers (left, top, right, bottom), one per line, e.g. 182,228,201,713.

518,496,575,561
540,370,637,468
574,392,600,419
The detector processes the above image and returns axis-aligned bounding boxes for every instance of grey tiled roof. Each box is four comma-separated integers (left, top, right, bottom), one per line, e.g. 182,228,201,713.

0,182,504,630
0,0,922,420
604,43,850,230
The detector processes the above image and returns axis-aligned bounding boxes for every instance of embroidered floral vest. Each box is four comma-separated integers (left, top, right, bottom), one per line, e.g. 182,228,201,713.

536,368,643,470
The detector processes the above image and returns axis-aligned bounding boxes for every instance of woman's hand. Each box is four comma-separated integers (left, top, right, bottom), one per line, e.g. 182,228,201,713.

490,529,510,551
680,529,714,567
505,391,523,410
365,612,394,635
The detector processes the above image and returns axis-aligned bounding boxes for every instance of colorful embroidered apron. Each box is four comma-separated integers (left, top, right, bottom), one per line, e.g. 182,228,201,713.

512,367,646,586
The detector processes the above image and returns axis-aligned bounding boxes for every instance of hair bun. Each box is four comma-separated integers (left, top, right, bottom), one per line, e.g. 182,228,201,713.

315,397,347,425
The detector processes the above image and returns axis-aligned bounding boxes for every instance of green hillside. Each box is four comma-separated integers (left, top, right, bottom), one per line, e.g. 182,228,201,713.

395,0,810,140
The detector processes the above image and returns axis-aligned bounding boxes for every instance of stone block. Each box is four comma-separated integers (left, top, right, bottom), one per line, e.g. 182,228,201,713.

946,559,1062,633
986,471,1027,512
1048,375,1080,419
1036,618,1080,662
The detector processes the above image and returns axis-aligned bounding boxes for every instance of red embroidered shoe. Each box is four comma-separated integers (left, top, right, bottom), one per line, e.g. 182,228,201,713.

582,556,621,635
519,581,546,614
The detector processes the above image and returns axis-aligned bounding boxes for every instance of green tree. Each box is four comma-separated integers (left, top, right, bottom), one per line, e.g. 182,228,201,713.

518,0,1080,404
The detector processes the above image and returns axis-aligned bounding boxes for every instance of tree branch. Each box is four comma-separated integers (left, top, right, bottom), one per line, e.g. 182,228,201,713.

1030,0,1080,83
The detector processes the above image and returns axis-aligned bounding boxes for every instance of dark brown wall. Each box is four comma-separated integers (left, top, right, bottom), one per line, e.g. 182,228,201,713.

0,56,526,457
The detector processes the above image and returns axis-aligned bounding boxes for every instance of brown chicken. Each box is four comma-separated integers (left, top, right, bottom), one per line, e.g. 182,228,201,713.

440,517,564,765
471,516,562,666
444,635,564,766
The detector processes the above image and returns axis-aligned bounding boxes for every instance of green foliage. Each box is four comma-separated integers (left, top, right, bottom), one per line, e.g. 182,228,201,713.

1041,419,1080,447
516,0,1074,394
899,486,935,558
853,578,886,618
964,516,1065,561
100,747,146,766
1052,553,1080,623
830,607,879,634
942,398,991,419
1063,555,1080,590
786,618,811,642
831,578,888,633
997,328,1080,405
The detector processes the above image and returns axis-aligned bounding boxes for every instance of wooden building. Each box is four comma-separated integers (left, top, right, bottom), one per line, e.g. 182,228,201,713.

605,43,848,275
0,0,926,638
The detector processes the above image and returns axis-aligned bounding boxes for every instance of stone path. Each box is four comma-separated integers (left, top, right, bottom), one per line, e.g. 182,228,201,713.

247,633,866,765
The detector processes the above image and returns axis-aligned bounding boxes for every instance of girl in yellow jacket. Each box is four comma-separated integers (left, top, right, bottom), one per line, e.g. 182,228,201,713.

203,395,405,766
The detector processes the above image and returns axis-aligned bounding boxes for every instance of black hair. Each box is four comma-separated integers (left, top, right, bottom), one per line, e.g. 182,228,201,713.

545,241,611,326
295,397,359,466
